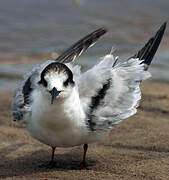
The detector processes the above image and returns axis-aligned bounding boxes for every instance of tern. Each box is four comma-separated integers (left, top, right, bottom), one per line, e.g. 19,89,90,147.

12,22,166,167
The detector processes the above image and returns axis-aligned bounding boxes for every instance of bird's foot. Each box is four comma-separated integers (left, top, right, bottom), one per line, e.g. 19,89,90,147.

79,161,87,169
48,160,55,168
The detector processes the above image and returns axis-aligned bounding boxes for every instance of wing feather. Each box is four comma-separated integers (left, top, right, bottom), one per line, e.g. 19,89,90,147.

56,27,107,63
77,54,151,131
11,60,55,122
128,22,166,70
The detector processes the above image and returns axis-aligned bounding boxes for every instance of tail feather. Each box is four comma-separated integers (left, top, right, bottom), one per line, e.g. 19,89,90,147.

129,22,167,70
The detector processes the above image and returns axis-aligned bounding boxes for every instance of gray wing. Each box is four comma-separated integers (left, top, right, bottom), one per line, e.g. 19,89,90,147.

12,66,39,122
56,27,107,63
77,22,166,131
77,55,151,131
11,61,54,122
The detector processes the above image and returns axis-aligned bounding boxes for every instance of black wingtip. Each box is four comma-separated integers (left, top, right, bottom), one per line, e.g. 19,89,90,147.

129,22,167,70
56,27,107,63
144,22,166,65
162,22,167,29
95,27,107,35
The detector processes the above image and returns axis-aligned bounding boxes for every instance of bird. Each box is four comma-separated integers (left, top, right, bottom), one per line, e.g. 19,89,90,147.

12,22,166,167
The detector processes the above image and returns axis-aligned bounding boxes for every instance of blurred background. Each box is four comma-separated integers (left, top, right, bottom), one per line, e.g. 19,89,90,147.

0,0,168,93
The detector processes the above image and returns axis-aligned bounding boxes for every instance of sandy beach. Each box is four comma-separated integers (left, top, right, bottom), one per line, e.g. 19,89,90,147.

0,80,169,180
0,0,168,179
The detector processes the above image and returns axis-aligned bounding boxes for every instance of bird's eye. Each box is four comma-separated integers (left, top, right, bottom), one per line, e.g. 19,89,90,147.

63,79,69,87
63,78,75,87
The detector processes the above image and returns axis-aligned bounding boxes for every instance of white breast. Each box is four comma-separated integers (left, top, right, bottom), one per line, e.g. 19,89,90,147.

27,88,89,147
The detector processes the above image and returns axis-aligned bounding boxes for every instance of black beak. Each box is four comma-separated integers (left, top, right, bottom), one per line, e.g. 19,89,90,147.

50,87,61,104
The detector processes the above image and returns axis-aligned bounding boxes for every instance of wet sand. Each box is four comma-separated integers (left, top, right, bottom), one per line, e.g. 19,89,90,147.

0,80,169,180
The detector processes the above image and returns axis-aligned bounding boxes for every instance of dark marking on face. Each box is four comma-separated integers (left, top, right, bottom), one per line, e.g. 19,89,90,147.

38,62,75,88
63,77,74,87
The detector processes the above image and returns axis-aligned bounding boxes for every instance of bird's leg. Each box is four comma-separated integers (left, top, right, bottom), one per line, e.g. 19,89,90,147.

49,147,56,167
79,144,88,168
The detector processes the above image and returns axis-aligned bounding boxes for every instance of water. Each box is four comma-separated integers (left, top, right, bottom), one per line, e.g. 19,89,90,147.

0,0,168,58
0,0,169,92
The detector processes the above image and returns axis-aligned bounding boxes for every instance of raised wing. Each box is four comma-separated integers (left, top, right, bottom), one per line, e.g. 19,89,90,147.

77,22,166,131
56,27,107,63
77,54,151,131
128,22,166,70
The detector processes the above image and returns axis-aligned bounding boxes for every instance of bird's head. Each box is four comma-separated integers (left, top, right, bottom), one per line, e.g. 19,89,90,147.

38,62,75,104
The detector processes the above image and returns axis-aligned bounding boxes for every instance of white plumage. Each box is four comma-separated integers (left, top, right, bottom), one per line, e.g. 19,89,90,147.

11,24,166,166
12,54,150,147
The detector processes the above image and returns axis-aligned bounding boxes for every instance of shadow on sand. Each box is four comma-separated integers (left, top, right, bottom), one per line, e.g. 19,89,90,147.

0,143,96,178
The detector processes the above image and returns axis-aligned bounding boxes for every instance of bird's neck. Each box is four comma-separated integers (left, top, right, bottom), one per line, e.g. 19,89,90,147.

60,87,83,113
53,87,86,124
